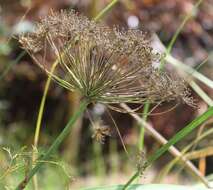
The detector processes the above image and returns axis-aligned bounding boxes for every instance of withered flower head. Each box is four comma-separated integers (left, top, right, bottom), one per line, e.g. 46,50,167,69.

19,10,194,108
91,120,111,144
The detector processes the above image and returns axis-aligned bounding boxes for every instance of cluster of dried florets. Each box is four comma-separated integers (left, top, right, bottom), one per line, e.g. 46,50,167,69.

91,119,111,144
19,10,194,108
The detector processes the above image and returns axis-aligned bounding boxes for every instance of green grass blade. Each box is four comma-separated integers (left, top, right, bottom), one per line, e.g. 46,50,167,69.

166,55,213,88
189,81,213,106
123,107,213,189
0,51,26,80
146,107,213,164
160,0,202,69
156,127,213,182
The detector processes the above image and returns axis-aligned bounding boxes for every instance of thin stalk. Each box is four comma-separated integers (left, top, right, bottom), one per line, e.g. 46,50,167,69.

121,105,213,190
138,102,149,150
15,99,89,190
94,0,118,21
189,80,213,106
93,140,105,177
160,0,202,70
156,127,213,182
0,51,26,80
166,54,213,89
33,61,59,148
32,59,59,189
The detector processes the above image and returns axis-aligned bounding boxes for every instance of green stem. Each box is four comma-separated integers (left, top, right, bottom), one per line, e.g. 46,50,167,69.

160,0,202,70
94,0,118,21
33,60,59,148
15,99,89,190
0,51,26,80
32,59,59,190
122,106,213,190
138,102,150,150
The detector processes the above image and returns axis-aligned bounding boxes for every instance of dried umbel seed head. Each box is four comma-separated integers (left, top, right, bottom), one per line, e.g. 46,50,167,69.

91,120,111,144
19,10,194,108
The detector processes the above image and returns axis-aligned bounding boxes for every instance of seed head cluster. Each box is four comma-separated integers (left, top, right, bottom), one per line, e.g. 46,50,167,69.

91,119,111,144
19,10,194,107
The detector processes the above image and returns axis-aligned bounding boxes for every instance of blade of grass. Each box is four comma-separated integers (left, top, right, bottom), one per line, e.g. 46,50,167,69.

160,0,202,69
122,105,213,189
189,80,213,106
157,0,213,105
32,57,59,189
0,51,26,80
92,139,106,177
156,127,213,182
154,34,213,89
166,54,213,88
185,147,213,160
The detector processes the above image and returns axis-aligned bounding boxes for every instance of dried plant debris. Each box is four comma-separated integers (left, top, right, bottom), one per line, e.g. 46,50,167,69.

136,150,148,177
19,10,195,108
91,120,111,144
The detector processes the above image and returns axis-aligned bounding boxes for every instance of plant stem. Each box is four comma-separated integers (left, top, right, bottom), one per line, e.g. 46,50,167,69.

15,99,89,190
32,59,59,189
138,102,149,150
0,51,26,80
160,0,203,70
94,0,118,21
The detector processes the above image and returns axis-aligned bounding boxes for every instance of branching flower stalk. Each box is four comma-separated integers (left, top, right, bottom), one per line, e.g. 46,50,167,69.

17,10,194,189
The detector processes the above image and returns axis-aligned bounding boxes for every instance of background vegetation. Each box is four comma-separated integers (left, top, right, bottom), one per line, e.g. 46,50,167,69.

0,0,212,189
